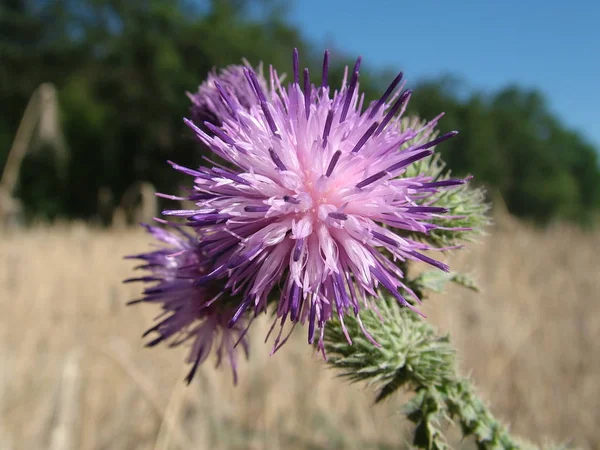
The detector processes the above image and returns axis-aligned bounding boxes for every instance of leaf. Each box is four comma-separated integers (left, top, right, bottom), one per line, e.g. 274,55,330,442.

413,271,480,294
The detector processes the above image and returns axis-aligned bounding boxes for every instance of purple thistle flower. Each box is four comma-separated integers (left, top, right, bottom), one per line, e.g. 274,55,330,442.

187,61,268,128
125,224,249,384
171,49,466,351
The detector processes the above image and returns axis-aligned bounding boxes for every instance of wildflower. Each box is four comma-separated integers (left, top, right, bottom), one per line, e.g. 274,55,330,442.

187,61,268,128
169,49,467,351
125,224,249,384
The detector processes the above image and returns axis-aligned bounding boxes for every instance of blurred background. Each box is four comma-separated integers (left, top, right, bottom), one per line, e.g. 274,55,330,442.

1,0,599,449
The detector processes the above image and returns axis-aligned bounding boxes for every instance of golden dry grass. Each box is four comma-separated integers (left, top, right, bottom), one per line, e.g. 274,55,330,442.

0,219,598,449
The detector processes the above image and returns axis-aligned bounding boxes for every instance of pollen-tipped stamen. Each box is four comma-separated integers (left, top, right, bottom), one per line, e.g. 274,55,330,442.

369,71,404,119
204,122,236,145
371,230,399,247
356,170,387,189
212,167,249,185
322,109,334,148
229,297,252,328
244,205,270,213
405,206,448,214
244,68,279,135
293,238,304,262
329,212,348,220
386,150,433,173
415,131,459,150
303,68,311,119
325,150,342,177
351,121,379,153
269,147,286,171
260,100,278,135
194,265,228,286
340,57,362,123
308,300,317,344
293,48,299,84
213,81,238,118
409,250,450,272
419,179,467,189
168,159,208,178
289,283,301,321
283,195,300,204
376,89,412,135
321,50,330,88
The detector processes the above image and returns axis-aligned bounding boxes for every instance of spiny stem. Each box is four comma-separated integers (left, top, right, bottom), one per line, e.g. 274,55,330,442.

322,293,559,450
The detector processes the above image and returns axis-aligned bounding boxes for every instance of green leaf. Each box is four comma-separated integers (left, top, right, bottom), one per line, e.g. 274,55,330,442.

412,270,480,294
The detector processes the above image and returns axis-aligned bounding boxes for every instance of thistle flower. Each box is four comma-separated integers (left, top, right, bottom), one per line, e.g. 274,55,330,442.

169,49,469,350
125,224,249,384
187,61,268,128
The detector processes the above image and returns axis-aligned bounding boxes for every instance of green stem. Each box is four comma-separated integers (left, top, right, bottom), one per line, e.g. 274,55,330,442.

322,294,542,450
405,378,524,450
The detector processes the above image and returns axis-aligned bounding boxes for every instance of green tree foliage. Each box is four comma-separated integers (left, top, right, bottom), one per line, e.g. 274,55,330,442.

1,0,599,225
407,78,600,226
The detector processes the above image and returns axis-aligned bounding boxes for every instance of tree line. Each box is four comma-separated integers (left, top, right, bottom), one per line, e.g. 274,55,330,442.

1,0,598,226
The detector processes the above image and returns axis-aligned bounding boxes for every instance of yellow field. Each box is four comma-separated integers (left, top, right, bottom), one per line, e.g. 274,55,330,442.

0,219,598,449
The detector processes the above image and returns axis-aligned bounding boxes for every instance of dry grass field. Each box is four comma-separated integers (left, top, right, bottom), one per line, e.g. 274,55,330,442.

0,217,598,449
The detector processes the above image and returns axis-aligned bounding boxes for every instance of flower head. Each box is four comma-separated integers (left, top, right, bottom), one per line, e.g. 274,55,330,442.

187,61,268,129
169,49,468,351
125,224,249,384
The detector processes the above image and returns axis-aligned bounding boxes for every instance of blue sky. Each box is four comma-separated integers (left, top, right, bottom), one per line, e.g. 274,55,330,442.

288,0,600,149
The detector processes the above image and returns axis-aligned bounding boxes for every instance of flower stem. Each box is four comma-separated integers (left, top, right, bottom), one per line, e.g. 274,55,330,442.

322,294,546,450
